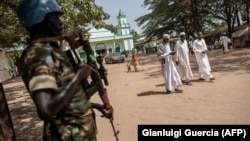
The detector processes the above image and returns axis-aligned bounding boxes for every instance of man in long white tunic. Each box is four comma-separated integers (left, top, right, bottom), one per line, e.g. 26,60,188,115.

157,34,183,94
219,33,231,54
193,32,215,81
174,32,193,85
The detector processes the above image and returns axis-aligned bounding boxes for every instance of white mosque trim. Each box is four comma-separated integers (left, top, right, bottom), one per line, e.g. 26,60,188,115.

80,9,134,58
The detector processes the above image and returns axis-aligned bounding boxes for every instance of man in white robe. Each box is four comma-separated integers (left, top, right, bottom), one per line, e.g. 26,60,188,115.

157,34,183,94
193,32,215,81
219,33,231,54
174,32,193,85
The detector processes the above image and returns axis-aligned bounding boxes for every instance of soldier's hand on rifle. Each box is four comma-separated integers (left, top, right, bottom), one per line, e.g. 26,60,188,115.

91,103,114,119
101,105,114,119
77,63,91,79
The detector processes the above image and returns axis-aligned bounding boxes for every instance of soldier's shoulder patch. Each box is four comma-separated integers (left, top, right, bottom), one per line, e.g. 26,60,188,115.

45,56,54,68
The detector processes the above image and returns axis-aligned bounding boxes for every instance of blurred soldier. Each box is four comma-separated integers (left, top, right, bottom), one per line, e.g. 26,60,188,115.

17,0,113,140
174,32,193,85
157,34,183,94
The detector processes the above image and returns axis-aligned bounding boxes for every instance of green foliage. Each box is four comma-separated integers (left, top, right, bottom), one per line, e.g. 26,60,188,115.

135,0,214,39
0,0,110,49
57,0,109,30
0,1,23,48
136,0,249,39
103,24,117,33
130,29,141,42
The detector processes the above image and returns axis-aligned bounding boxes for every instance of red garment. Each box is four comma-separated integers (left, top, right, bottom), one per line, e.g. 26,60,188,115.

131,54,138,66
131,54,138,72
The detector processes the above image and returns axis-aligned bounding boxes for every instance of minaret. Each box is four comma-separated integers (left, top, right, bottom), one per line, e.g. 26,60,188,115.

117,9,131,36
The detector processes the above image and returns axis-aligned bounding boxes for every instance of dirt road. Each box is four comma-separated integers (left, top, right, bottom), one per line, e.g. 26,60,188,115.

3,47,250,141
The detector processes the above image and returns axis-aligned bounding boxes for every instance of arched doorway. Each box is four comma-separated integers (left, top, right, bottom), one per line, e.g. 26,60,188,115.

115,43,121,54
95,43,107,55
108,48,112,53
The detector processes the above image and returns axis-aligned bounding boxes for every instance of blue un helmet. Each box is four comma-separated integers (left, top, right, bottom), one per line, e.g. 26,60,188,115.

17,0,62,28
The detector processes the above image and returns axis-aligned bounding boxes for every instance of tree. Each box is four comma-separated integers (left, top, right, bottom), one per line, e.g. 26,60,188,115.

103,24,117,33
131,29,141,42
207,0,245,37
241,0,250,24
135,0,215,39
57,0,109,30
136,0,249,39
0,0,110,49
0,1,23,48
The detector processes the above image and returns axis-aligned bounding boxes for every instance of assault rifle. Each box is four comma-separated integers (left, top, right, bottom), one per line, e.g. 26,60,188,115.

29,28,119,140
64,28,119,141
64,29,108,98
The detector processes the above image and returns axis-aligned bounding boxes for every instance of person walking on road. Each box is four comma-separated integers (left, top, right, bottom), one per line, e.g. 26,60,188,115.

174,32,193,85
131,52,139,72
219,33,231,54
157,34,183,94
193,32,215,81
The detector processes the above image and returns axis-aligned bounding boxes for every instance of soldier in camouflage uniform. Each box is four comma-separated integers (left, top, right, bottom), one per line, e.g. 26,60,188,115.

17,0,113,140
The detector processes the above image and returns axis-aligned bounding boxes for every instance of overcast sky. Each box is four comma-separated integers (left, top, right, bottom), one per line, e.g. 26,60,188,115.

95,0,150,34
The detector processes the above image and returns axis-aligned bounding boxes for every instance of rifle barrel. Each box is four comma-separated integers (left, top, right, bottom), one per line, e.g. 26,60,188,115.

110,118,119,141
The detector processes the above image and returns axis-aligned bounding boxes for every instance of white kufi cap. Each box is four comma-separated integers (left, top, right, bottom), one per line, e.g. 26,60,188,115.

163,34,170,38
180,32,185,36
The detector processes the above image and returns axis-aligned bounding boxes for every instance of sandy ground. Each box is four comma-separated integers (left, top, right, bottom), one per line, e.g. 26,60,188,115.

2,47,250,141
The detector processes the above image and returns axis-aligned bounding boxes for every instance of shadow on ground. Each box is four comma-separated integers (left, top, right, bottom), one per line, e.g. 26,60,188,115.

155,83,165,87
137,91,167,96
1,48,249,140
2,77,43,141
138,48,250,79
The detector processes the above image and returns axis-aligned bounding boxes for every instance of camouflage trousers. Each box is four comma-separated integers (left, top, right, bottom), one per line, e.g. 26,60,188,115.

44,110,97,141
